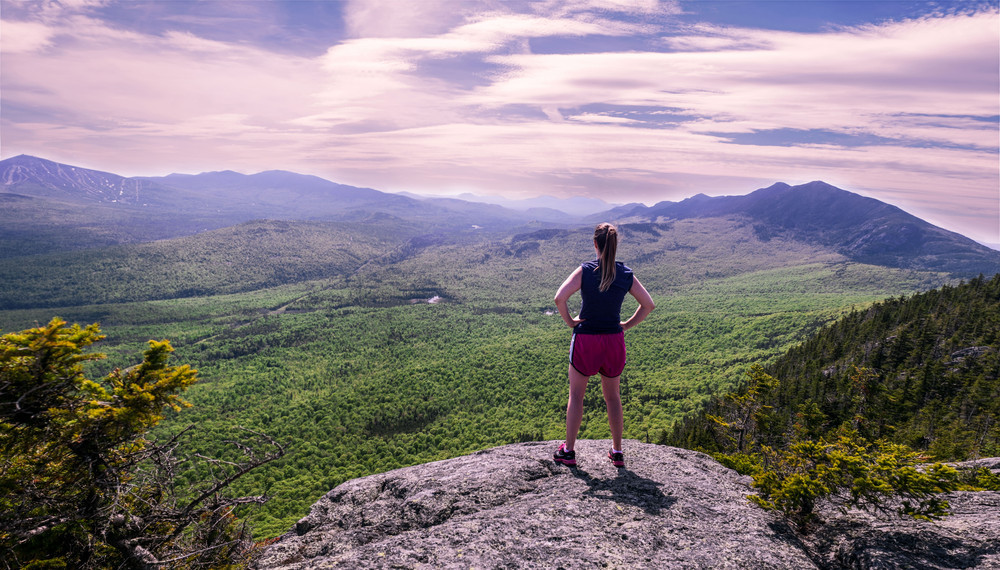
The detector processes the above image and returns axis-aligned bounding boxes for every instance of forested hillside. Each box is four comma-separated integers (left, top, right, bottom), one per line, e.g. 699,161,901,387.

0,191,233,257
0,218,423,309
0,218,954,537
669,274,1000,461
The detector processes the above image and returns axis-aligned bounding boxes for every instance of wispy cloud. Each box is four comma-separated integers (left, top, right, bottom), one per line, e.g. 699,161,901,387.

1,0,997,242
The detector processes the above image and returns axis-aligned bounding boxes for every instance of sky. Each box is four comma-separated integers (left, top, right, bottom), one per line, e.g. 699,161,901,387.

1,0,998,244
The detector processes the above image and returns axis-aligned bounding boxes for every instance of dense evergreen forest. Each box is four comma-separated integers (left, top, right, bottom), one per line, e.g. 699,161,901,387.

0,217,974,538
669,274,1000,461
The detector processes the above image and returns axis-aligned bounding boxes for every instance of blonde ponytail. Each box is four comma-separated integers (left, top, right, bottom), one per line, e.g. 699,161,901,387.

594,223,618,292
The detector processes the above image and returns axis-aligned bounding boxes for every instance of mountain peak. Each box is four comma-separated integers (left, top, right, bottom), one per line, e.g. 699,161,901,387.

625,180,1000,276
793,180,846,193
761,181,792,192
2,154,62,170
0,154,157,204
5,154,40,162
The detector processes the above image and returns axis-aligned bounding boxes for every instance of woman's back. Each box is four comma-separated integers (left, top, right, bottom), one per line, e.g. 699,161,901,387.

576,260,633,334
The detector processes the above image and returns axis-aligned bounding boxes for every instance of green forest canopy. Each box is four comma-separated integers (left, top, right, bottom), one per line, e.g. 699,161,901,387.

0,220,973,538
669,273,1000,461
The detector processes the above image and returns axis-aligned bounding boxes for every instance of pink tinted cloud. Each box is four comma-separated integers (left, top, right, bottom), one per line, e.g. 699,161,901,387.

1,2,997,242
0,19,56,52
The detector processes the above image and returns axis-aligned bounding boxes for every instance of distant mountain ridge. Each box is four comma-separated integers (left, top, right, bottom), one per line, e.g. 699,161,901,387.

2,155,997,276
145,169,388,205
0,156,568,250
400,190,616,217
0,154,168,205
602,181,1000,274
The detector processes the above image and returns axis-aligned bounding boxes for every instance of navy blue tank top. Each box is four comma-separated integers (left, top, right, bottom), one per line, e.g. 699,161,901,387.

575,260,634,334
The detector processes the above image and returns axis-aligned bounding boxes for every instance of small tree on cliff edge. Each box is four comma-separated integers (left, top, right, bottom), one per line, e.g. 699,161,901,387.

708,367,964,530
0,318,284,569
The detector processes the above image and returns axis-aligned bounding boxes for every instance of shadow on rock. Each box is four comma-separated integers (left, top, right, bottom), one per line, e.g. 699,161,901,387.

803,518,1000,569
569,466,677,515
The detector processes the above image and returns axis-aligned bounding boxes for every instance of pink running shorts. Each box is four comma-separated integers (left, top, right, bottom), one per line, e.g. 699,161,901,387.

570,331,626,377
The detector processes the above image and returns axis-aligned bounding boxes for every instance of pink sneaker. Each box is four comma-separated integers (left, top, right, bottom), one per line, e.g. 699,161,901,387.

608,449,624,467
554,443,577,466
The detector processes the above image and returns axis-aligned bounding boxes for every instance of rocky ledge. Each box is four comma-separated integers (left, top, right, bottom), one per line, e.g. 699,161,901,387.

256,440,1000,569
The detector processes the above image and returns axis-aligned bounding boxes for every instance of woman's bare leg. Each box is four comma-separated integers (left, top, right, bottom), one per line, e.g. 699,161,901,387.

601,374,624,451
565,365,590,450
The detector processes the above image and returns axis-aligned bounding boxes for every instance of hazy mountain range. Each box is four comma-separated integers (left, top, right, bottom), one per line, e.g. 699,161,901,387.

1,154,998,277
398,190,615,218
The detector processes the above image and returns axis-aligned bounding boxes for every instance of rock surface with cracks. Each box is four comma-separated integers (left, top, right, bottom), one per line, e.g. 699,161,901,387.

256,440,1000,569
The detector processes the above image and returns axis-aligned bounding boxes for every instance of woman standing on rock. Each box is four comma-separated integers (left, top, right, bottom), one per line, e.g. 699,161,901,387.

553,223,655,467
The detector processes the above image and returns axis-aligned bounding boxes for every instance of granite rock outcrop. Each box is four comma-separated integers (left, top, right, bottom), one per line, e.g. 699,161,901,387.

257,441,1000,569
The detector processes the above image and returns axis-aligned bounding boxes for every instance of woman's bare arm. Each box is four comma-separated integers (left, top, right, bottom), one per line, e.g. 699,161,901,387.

554,267,584,328
621,277,655,331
